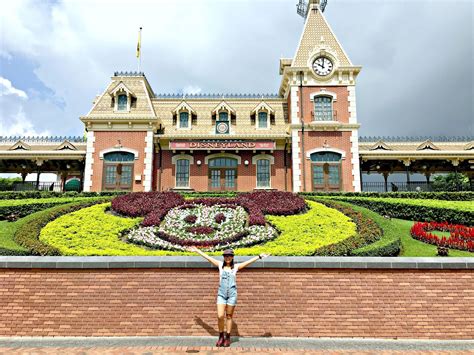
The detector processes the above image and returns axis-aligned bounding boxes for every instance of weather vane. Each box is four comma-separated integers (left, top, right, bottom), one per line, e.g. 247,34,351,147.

296,0,328,18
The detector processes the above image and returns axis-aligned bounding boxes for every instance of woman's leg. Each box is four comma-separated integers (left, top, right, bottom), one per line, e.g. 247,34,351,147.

217,303,226,332
225,305,235,334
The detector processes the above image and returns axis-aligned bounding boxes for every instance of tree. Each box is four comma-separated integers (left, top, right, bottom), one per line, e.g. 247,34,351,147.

432,172,469,191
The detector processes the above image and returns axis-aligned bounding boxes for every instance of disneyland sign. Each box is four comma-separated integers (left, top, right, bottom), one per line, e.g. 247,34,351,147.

169,140,275,150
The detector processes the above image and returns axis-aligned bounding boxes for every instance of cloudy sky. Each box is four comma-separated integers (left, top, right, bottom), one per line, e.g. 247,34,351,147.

1,0,473,139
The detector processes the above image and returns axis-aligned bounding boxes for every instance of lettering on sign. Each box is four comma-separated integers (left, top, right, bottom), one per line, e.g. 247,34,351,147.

169,140,275,150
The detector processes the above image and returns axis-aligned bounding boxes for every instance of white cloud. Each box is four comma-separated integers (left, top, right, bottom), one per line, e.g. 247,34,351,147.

0,77,28,99
0,105,50,137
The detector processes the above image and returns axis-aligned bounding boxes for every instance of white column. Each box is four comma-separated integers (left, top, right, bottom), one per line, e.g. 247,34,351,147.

143,131,154,192
83,131,95,192
348,86,360,191
290,86,302,192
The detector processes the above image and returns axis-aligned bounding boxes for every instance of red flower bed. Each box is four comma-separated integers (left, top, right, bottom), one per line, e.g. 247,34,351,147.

214,213,226,224
184,214,197,224
236,191,307,216
111,192,184,226
186,226,214,235
410,221,474,252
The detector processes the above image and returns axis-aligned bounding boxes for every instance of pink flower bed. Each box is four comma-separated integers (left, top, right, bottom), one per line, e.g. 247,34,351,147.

410,221,474,252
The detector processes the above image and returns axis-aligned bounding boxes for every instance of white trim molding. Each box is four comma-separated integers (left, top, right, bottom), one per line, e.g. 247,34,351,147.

251,154,275,165
351,130,361,192
204,153,241,165
143,131,154,192
305,147,346,160
347,86,357,124
83,131,95,192
99,147,139,160
291,129,302,192
171,154,195,165
309,89,337,102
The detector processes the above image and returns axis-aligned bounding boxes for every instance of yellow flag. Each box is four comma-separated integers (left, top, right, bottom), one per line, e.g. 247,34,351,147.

136,27,142,58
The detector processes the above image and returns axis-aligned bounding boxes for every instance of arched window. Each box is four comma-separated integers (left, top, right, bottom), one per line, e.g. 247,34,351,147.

179,111,189,128
258,111,268,129
117,94,128,111
310,151,342,191
103,152,135,190
176,159,190,187
256,159,271,188
314,96,333,121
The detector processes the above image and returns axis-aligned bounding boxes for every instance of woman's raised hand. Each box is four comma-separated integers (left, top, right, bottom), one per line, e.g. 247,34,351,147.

187,246,200,253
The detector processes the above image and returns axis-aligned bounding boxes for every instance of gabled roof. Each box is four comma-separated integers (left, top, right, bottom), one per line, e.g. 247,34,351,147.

9,140,31,151
172,101,196,114
55,140,77,151
251,101,275,114
109,81,136,97
291,4,352,68
416,140,440,151
212,101,236,114
369,140,392,151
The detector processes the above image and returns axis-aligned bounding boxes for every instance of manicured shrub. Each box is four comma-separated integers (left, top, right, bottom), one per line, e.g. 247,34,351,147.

184,214,197,223
312,199,383,256
0,190,128,200
215,213,226,224
315,196,473,225
14,198,111,255
0,197,93,221
301,191,474,201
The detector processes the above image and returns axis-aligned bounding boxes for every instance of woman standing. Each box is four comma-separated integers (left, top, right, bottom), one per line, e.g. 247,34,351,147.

187,246,270,347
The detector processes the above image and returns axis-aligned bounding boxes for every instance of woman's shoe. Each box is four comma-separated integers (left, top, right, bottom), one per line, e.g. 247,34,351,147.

216,332,225,347
223,333,231,347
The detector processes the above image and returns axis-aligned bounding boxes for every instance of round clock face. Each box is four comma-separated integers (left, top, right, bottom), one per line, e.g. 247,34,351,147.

216,121,229,134
312,56,333,76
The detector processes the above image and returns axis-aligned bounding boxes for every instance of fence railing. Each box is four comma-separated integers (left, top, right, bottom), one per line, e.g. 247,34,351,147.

0,182,64,192
362,181,473,192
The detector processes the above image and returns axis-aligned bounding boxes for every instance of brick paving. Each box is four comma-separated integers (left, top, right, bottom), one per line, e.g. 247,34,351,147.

0,347,473,354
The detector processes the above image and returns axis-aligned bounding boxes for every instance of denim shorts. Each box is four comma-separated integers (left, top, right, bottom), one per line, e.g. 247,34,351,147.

217,292,237,306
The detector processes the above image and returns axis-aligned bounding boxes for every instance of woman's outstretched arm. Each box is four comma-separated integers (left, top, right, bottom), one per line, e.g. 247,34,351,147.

187,246,221,267
237,253,270,271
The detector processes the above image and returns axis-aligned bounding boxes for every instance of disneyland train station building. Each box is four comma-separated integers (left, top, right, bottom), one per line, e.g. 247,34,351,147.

1,0,473,193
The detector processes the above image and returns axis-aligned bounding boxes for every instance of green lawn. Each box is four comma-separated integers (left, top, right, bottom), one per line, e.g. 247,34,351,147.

0,220,29,254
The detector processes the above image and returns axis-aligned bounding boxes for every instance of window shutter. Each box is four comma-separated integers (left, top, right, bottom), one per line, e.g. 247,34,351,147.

192,113,197,125
270,113,276,125
212,113,217,125
111,97,115,108
250,113,256,125
131,97,137,108
231,113,237,125
172,113,177,126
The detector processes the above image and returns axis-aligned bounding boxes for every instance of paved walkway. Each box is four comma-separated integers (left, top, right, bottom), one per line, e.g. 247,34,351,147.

0,337,473,354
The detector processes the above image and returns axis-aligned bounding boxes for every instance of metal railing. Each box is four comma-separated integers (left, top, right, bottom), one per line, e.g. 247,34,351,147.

5,182,64,192
362,181,473,192
311,110,338,122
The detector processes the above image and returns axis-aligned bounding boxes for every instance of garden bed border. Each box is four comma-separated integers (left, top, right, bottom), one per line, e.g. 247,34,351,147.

0,256,472,269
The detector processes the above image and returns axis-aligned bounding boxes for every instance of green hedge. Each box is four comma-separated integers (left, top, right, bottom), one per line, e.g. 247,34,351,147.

315,196,473,225
308,197,401,256
0,197,95,221
301,191,474,201
0,190,127,200
13,197,112,255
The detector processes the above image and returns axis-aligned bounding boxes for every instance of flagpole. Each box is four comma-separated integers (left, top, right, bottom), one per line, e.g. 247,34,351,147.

137,27,142,72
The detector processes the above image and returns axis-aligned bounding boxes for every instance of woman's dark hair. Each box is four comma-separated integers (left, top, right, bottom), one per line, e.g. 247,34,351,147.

224,255,234,269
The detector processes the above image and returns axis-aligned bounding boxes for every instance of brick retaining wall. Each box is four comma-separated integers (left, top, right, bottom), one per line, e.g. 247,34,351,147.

0,257,472,339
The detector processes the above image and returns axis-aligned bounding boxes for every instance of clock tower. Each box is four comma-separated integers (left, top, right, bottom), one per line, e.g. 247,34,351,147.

280,0,362,192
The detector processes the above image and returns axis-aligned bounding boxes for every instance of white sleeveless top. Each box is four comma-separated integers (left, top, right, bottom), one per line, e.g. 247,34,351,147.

218,261,240,277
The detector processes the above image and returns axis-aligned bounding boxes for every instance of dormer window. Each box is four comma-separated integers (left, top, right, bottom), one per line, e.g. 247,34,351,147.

179,111,189,128
258,111,268,129
117,94,128,111
314,96,333,121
